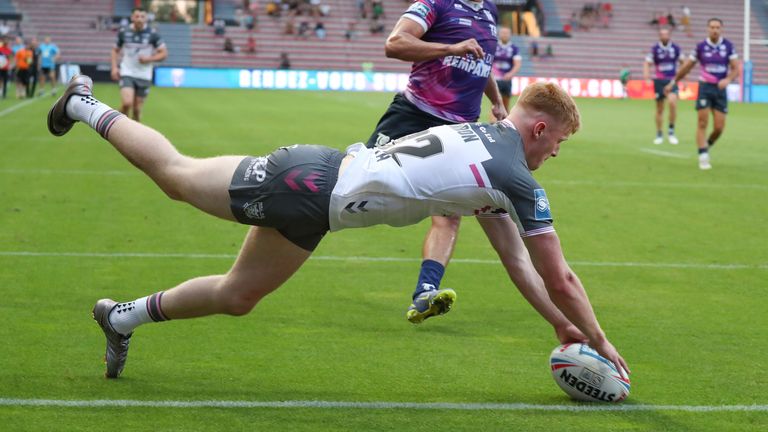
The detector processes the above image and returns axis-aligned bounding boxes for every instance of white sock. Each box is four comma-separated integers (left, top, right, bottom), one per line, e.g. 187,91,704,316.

65,94,125,138
109,292,170,335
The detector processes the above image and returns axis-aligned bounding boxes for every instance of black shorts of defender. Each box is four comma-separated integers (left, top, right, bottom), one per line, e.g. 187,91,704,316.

366,93,459,148
41,67,54,75
118,76,152,98
229,145,345,251
653,79,678,101
496,79,512,98
696,82,728,113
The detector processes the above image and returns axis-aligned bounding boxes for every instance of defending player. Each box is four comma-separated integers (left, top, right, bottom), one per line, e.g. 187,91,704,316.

47,75,629,381
111,7,167,122
366,0,507,324
665,18,739,170
491,26,522,119
643,28,682,145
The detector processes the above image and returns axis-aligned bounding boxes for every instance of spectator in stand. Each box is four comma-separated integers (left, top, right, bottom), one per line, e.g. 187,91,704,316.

244,11,256,30
0,37,10,99
214,18,226,35
279,52,291,69
666,10,676,29
356,0,366,19
569,12,578,32
544,43,554,58
369,16,384,34
372,0,384,20
14,40,33,99
37,36,60,96
223,37,236,53
245,35,256,53
529,40,539,58
314,21,326,39
680,5,692,36
284,17,295,34
345,21,357,41
266,1,280,17
298,21,310,38
0,21,9,37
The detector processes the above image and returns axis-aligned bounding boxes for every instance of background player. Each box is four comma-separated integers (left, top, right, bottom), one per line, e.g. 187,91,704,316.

48,75,629,382
36,36,60,96
111,7,167,122
365,0,507,324
491,26,522,120
643,28,682,145
665,18,739,170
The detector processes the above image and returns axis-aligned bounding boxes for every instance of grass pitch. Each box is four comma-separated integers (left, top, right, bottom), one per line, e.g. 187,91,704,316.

0,85,767,431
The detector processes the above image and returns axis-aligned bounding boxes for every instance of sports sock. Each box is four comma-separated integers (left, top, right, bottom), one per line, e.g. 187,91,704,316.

656,130,662,138
668,124,675,135
698,147,708,155
412,259,445,300
707,138,715,148
66,94,125,139
108,292,170,335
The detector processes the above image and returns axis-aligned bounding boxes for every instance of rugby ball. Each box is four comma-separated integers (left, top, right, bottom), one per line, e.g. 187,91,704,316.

549,343,630,402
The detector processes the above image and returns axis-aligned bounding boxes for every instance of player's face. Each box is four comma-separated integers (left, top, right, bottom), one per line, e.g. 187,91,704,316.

528,122,569,170
658,29,670,44
499,27,511,44
707,20,722,41
132,10,147,28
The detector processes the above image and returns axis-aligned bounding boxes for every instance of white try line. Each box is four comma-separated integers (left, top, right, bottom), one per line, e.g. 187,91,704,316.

0,96,42,118
0,251,765,270
2,168,766,190
0,398,766,412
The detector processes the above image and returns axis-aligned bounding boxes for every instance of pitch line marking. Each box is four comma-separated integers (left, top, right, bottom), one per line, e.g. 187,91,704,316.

0,251,765,270
1,168,766,191
639,148,690,159
0,96,42,118
0,398,766,412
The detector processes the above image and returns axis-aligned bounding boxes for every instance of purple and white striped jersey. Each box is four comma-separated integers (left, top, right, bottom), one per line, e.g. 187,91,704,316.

401,0,498,122
645,41,681,79
329,121,554,238
690,38,738,84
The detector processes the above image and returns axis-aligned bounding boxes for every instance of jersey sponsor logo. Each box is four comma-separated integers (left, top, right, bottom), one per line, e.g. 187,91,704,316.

534,188,551,221
243,200,265,220
442,54,493,78
407,2,431,19
457,18,472,26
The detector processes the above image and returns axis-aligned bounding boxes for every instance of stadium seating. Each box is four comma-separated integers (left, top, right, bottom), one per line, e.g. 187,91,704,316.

534,0,768,83
6,0,767,85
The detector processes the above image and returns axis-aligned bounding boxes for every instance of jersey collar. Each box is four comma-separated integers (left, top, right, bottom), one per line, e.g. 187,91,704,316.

705,37,724,48
459,0,485,12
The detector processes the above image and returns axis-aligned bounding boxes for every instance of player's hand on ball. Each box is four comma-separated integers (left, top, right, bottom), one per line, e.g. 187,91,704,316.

590,337,631,379
555,324,588,344
450,38,484,59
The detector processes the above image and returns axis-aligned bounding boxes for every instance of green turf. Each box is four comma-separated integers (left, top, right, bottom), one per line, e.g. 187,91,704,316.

1,84,767,431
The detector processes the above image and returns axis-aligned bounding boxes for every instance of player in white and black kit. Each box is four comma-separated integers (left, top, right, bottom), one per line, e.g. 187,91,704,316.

111,7,167,122
47,76,630,381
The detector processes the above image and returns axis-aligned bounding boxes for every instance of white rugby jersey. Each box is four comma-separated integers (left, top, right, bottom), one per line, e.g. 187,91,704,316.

329,121,555,237
116,25,165,81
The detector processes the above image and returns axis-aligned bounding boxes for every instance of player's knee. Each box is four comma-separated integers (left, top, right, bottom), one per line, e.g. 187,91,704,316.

697,118,708,129
218,284,267,316
431,215,461,231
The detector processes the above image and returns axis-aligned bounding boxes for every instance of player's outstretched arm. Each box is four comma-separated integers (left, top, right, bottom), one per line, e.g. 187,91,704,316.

478,217,586,343
524,231,630,376
385,17,484,62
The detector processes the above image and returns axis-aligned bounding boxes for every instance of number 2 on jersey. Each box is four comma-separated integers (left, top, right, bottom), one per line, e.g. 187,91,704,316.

380,131,444,166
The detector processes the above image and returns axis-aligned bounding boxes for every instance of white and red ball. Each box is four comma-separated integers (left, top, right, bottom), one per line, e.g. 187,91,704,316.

550,343,630,402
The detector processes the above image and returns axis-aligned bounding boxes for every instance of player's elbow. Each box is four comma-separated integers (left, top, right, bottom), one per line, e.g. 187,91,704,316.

384,34,404,59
